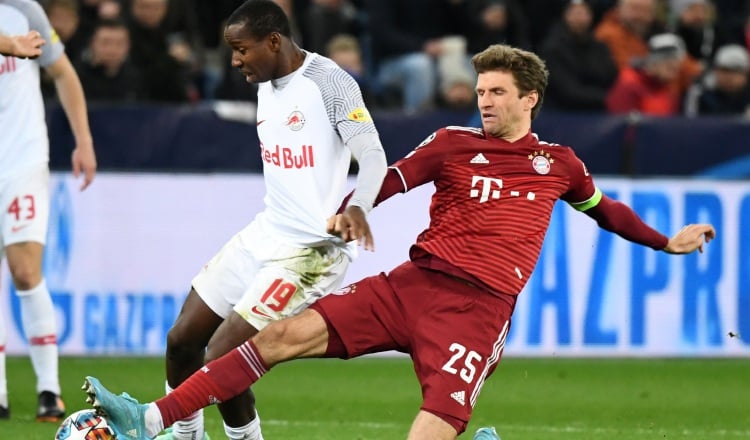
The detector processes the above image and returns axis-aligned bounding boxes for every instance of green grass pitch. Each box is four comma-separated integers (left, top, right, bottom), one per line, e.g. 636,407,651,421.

1,356,748,439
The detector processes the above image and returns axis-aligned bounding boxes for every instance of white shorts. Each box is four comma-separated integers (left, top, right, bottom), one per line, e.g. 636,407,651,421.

0,166,50,257
192,219,350,330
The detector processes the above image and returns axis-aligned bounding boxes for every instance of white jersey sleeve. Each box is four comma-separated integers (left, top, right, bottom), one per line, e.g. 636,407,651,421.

304,57,386,213
312,66,379,142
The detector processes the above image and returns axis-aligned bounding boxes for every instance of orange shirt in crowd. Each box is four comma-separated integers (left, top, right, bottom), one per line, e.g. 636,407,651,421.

606,67,682,115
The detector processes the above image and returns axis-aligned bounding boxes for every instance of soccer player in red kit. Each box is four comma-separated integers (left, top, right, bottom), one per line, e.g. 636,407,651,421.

82,44,716,440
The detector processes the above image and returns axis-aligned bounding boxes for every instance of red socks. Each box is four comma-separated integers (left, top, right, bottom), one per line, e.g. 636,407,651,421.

156,341,269,427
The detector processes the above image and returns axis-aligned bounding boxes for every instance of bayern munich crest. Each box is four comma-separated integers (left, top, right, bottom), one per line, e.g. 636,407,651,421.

529,150,554,175
332,284,356,296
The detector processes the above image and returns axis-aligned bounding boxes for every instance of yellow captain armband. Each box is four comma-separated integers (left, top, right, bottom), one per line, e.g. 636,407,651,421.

569,187,603,212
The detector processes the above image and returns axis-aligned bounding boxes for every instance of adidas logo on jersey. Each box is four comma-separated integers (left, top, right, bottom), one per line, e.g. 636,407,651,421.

470,153,489,164
450,390,466,406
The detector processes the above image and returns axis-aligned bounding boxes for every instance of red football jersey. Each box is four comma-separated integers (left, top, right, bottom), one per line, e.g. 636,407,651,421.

383,126,598,295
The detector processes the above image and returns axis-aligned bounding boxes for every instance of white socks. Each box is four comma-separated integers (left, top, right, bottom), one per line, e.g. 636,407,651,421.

145,402,164,438
17,279,60,395
224,410,264,440
166,382,204,440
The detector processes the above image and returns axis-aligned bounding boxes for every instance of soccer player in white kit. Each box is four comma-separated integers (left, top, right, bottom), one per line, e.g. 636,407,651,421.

158,1,387,440
0,0,97,422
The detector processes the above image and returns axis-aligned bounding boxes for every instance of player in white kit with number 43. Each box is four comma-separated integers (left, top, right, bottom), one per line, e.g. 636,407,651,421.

155,1,388,440
0,0,97,423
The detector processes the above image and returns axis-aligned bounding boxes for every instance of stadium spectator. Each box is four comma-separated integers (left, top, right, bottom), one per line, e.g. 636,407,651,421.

271,0,304,44
194,1,244,49
0,0,96,422
145,1,386,440
303,0,361,55
0,31,44,57
435,35,476,110
606,33,689,115
74,19,144,102
669,0,718,66
596,0,704,93
540,0,619,111
76,0,125,45
82,43,716,440
157,0,209,98
464,0,532,54
711,0,750,49
44,0,88,66
594,0,663,70
684,43,750,116
126,0,192,102
363,0,471,112
514,0,569,49
325,33,374,104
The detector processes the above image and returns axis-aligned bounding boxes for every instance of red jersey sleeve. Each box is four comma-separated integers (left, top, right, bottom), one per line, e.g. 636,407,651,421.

560,151,599,210
388,129,450,191
560,149,668,250
338,128,451,211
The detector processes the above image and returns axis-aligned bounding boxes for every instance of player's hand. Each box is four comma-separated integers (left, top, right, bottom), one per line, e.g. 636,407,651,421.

71,144,97,190
12,31,45,59
664,224,716,254
326,205,375,251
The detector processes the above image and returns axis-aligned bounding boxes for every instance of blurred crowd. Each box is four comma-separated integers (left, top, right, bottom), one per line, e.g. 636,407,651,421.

37,0,750,118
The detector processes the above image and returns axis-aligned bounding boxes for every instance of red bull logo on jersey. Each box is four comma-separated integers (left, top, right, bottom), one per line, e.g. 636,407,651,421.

0,57,17,75
285,110,306,131
260,143,315,169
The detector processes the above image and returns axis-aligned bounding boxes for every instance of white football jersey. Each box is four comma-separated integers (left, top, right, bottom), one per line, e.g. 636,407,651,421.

0,0,64,180
255,51,378,247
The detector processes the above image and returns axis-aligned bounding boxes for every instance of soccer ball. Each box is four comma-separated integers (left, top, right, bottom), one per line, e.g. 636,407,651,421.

54,409,115,440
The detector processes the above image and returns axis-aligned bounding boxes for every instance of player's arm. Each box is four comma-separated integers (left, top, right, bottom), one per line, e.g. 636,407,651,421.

332,132,388,250
346,132,388,213
45,54,97,190
0,31,44,58
583,195,714,254
565,158,715,254
329,129,448,246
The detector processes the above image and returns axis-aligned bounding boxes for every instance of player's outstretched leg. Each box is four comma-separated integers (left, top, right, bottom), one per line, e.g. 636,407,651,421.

82,376,150,440
473,426,501,440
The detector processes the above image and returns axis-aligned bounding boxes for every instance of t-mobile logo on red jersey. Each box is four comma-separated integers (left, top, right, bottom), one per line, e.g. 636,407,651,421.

470,176,503,203
0,57,18,75
260,143,315,169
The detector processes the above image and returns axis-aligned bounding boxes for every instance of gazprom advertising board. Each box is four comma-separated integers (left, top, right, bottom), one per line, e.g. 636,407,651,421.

1,174,747,357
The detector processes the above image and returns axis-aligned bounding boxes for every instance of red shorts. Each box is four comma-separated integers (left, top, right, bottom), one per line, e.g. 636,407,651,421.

310,261,515,433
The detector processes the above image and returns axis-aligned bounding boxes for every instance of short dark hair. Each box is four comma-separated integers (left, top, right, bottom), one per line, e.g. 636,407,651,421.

226,0,291,40
472,44,549,120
